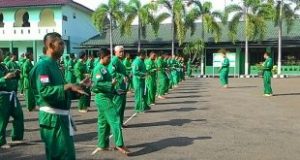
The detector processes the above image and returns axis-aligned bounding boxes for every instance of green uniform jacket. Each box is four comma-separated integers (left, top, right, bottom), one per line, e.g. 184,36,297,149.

6,60,20,91
86,58,94,74
132,57,147,78
65,59,76,83
123,58,132,76
92,63,114,99
74,60,86,83
109,56,127,90
22,59,33,89
263,57,273,71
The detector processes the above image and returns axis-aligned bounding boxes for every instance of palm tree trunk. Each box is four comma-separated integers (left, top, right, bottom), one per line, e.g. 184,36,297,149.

109,13,113,57
200,18,205,76
138,17,141,52
277,0,283,75
244,7,249,76
171,5,175,57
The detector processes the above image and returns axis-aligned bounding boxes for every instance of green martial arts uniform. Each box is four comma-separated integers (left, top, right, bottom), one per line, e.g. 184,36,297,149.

123,58,133,91
30,56,75,160
19,58,27,94
187,59,192,77
22,59,35,111
219,57,230,86
6,60,20,91
132,57,149,112
171,59,179,86
0,63,24,147
74,59,90,110
109,56,127,125
86,58,94,74
65,59,76,83
145,58,157,106
164,58,170,93
156,57,168,96
92,63,124,149
262,57,273,94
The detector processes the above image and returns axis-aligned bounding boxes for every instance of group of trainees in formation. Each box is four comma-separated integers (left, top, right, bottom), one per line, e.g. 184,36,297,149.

0,32,193,159
218,49,273,96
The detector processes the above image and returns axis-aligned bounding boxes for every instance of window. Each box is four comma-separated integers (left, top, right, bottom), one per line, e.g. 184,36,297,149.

39,9,56,27
0,13,4,27
63,15,68,21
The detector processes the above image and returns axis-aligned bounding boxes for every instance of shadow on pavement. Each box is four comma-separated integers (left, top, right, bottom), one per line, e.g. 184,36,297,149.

273,93,300,96
127,119,206,128
128,136,212,156
148,107,198,113
228,86,258,89
156,100,205,105
74,132,97,142
166,95,204,99
75,118,97,125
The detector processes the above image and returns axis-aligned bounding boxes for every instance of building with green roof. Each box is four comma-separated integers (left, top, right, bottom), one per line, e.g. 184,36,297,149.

80,21,300,76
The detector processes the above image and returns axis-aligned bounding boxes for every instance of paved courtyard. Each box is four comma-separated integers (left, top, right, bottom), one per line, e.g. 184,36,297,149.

1,77,300,160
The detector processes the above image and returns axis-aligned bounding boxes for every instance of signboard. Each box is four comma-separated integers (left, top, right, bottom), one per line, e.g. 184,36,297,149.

213,52,236,67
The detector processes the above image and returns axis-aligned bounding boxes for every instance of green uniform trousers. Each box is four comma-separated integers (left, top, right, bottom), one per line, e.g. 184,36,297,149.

146,76,156,105
95,94,124,148
133,77,150,113
0,93,24,146
219,68,229,86
113,94,126,125
157,72,167,96
78,87,91,110
39,112,75,160
263,70,273,94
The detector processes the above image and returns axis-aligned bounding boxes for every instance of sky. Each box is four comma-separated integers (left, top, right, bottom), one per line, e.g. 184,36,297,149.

73,0,242,23
73,0,242,11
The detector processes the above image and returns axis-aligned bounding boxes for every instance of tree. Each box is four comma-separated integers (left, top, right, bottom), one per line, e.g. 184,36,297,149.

183,39,204,62
225,0,271,75
121,0,170,52
157,0,189,57
92,0,124,56
187,0,224,75
273,0,300,75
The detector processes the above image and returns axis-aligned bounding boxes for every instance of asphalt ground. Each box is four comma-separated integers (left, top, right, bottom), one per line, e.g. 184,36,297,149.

0,77,300,160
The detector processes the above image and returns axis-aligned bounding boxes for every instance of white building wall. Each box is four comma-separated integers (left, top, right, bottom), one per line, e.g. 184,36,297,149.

61,5,98,54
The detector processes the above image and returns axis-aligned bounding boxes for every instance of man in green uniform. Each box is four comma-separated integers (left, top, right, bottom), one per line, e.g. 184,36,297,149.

156,54,167,99
123,53,133,92
218,49,230,88
132,51,150,113
30,32,87,159
262,52,273,96
6,53,21,92
145,51,157,106
91,48,130,155
86,53,95,74
22,52,35,111
164,55,171,94
74,51,90,112
109,46,128,127
18,53,26,95
187,58,192,77
171,56,179,88
65,53,76,84
0,49,24,149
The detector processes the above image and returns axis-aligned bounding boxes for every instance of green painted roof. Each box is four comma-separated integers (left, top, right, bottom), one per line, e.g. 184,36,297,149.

81,21,300,47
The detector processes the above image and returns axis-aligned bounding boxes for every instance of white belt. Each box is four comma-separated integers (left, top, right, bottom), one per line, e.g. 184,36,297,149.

39,106,76,136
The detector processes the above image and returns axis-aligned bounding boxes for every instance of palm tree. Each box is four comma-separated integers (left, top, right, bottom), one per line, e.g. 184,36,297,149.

121,0,170,52
157,0,188,57
273,0,300,75
225,0,271,75
187,1,224,76
183,39,204,61
92,0,124,56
